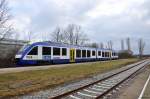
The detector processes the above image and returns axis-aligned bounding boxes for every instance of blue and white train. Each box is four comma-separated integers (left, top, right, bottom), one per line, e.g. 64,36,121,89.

15,41,118,65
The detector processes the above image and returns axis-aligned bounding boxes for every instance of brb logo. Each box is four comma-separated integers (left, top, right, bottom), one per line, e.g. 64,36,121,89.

43,56,51,60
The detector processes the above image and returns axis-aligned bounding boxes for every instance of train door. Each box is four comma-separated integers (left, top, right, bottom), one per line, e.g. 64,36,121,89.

70,48,75,62
109,51,112,59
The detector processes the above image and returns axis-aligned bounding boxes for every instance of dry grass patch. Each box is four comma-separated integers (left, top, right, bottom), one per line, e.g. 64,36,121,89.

0,59,139,97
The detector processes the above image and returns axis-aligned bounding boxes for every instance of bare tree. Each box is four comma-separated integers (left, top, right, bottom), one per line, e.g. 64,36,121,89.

51,26,63,42
50,24,89,45
107,40,113,50
74,25,81,45
126,37,131,51
65,24,75,44
64,24,89,45
27,31,32,43
0,0,12,41
99,42,104,49
79,34,89,45
105,44,108,49
121,39,124,50
138,38,145,58
74,25,89,45
90,42,99,48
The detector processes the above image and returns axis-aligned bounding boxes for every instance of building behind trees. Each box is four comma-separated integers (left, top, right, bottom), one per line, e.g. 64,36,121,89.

0,39,28,67
118,38,134,58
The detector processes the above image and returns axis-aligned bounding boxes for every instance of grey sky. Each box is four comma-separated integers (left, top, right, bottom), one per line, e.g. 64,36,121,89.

8,0,150,54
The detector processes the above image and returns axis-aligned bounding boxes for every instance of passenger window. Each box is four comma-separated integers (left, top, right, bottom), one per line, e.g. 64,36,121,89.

42,47,51,55
82,50,86,57
53,47,60,56
76,49,81,58
106,52,108,57
92,51,95,56
104,52,106,57
87,50,91,57
28,46,38,55
98,51,101,56
62,48,67,56
102,52,105,57
113,52,115,56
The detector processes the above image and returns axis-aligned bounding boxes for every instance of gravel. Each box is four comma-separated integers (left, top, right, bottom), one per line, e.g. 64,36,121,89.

12,60,145,99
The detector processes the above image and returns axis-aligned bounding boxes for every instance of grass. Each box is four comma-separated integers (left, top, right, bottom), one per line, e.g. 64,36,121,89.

0,59,139,97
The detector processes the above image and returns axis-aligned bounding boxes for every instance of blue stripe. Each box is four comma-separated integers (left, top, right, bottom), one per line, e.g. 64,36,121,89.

75,58,96,62
52,59,70,64
17,60,37,65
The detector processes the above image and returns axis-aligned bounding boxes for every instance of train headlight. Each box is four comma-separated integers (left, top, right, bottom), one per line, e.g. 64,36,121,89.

15,54,22,59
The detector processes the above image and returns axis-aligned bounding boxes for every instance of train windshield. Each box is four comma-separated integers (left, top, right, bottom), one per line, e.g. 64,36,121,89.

18,44,30,54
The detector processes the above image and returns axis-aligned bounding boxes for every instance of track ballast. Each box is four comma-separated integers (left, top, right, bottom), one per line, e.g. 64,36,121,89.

51,59,150,99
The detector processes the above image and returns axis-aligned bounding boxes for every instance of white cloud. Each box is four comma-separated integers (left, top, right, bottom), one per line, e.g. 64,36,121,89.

8,0,150,54
85,0,146,19
11,16,31,32
86,0,127,18
145,19,150,25
7,14,31,40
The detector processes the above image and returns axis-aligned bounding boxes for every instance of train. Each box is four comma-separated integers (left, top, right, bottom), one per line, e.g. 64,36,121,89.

15,41,118,65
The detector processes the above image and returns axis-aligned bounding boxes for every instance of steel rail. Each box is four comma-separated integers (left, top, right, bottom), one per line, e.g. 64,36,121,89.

50,60,149,99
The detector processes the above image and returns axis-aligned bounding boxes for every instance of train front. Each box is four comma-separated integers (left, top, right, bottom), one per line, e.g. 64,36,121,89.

15,44,30,65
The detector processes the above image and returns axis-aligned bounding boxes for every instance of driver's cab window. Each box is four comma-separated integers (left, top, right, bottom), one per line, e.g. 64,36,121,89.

28,46,38,55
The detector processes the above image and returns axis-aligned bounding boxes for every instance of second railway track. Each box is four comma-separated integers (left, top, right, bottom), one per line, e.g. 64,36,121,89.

51,59,150,99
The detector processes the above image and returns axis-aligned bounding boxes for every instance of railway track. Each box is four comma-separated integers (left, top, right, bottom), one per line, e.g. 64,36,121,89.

51,59,150,99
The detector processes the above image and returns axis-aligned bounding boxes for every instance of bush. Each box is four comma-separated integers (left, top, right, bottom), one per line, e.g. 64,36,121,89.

118,52,134,59
0,58,15,68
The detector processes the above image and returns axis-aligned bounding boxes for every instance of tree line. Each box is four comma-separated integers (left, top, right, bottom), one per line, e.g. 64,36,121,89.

51,24,115,51
120,37,146,58
51,24,89,45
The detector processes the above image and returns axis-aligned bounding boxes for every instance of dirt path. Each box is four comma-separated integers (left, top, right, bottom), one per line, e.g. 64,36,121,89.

115,65,150,99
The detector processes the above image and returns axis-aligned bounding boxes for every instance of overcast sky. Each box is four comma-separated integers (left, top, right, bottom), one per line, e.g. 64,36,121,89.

8,0,150,54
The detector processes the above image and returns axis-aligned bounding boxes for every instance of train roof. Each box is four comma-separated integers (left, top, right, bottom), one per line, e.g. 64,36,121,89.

31,41,117,51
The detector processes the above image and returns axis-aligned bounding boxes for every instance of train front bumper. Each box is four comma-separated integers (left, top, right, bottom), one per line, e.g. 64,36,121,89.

15,54,22,64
